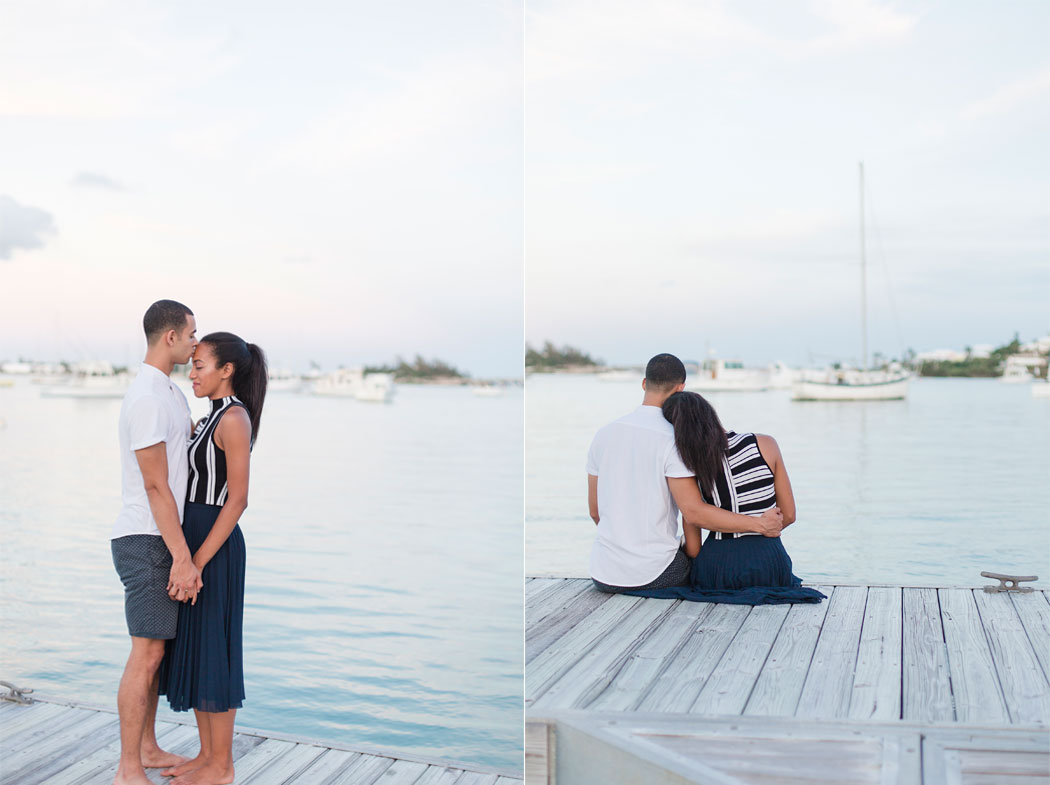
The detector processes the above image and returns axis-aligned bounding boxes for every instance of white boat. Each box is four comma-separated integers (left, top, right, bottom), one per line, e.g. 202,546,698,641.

267,369,302,393
471,384,504,397
41,362,130,399
792,163,909,402
1033,380,1050,398
687,358,770,392
1001,356,1037,384
596,369,640,383
311,368,396,403
767,361,796,389
793,368,909,401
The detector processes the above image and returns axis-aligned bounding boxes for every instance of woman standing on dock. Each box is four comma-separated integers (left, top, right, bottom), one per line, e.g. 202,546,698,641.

159,332,267,785
631,391,824,605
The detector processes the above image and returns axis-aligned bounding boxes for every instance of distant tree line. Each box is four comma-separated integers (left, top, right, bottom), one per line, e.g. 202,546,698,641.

917,336,1029,378
365,355,468,380
526,341,601,370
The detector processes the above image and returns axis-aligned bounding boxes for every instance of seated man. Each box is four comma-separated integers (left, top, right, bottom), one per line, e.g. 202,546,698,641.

586,353,783,593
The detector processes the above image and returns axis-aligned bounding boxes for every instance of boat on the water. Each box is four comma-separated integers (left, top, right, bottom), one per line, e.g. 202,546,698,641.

792,163,909,402
267,368,302,393
687,358,769,392
41,362,130,399
311,368,396,403
471,384,504,397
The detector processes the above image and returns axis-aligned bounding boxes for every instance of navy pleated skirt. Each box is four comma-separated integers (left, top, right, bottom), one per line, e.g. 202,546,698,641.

159,501,245,713
626,534,825,605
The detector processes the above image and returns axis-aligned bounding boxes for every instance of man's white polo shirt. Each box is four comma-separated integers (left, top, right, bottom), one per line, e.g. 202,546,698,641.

111,363,192,539
586,404,693,586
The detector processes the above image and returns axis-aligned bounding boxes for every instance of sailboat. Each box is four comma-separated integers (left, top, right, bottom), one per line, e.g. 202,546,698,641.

793,163,910,402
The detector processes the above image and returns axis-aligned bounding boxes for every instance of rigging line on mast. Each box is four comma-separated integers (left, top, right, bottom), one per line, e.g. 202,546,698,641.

864,176,908,362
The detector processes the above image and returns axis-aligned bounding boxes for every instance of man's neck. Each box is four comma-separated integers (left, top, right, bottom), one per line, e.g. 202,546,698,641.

641,393,670,408
143,348,174,376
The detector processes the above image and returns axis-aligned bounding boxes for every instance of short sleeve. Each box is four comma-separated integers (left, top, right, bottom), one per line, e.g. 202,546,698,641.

664,441,693,478
127,396,167,451
585,433,601,475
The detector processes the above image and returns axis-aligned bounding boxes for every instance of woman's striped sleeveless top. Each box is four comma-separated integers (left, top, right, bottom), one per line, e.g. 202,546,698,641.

187,395,249,506
703,431,776,539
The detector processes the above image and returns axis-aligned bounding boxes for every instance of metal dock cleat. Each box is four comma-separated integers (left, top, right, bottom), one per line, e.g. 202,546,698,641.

0,681,34,705
981,572,1038,593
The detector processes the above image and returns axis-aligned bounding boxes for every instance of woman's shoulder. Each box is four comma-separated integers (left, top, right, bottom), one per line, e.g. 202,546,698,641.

753,433,782,462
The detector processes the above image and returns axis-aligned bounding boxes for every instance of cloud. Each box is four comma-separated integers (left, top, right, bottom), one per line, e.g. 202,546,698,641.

0,196,57,260
70,172,125,191
526,0,918,82
961,66,1050,121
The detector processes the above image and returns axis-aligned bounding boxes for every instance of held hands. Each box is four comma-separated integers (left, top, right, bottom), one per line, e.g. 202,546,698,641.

167,555,203,605
755,507,784,537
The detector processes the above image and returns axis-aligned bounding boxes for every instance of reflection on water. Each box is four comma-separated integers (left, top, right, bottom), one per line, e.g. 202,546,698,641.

0,380,522,772
526,374,1049,588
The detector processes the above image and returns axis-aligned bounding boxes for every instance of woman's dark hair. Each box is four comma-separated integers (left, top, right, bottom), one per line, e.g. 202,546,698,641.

661,391,727,497
199,332,267,441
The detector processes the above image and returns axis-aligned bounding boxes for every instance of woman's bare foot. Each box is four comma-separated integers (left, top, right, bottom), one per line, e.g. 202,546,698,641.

161,753,205,778
142,745,189,769
113,766,155,785
170,762,234,785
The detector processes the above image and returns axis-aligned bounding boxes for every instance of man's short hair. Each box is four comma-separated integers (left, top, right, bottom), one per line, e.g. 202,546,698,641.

143,300,193,343
645,353,686,391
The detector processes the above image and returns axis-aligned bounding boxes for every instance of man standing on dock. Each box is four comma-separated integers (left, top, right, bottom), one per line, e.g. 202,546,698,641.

586,353,783,593
110,300,202,785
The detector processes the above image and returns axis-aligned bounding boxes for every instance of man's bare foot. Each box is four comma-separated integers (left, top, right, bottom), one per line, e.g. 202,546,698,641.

161,753,205,778
113,766,155,785
171,762,234,785
142,745,190,769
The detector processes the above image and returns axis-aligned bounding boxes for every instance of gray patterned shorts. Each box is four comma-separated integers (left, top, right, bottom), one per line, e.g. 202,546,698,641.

111,535,178,639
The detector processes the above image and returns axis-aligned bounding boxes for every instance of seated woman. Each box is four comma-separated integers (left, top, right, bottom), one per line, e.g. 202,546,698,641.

627,391,824,605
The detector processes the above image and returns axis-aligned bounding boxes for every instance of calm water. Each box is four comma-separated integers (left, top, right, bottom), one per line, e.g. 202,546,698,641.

526,374,1049,588
0,378,522,773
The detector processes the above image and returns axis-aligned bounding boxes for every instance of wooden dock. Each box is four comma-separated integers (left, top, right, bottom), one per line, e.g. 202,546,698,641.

0,696,522,785
525,579,1050,785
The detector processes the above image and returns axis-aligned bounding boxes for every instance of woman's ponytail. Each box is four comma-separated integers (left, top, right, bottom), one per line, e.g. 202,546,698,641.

238,343,267,440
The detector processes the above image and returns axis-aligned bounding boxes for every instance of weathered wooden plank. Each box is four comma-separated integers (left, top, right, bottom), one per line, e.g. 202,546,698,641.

796,585,868,719
239,741,327,784
1011,591,1050,685
587,600,713,712
634,603,751,713
34,722,196,785
283,749,360,785
902,587,954,723
691,603,791,716
526,593,644,703
325,753,396,785
526,580,594,633
525,577,561,601
451,773,499,785
0,702,87,749
526,584,613,665
524,721,550,785
413,765,467,785
974,589,1050,725
372,758,431,784
531,599,676,711
1,710,116,783
939,588,1010,724
849,586,903,721
0,701,69,737
493,778,522,785
745,586,835,717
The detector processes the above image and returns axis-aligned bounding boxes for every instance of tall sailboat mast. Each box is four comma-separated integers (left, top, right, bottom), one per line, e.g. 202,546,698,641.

859,161,868,372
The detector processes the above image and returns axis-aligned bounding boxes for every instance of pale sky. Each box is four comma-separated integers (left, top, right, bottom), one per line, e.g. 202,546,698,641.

1,0,523,377
525,0,1049,368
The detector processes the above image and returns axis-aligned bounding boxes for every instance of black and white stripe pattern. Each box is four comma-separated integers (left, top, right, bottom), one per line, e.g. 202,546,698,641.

704,432,776,539
187,396,248,506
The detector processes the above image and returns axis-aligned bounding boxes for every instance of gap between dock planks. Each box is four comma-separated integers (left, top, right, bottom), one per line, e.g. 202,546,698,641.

524,579,1050,729
0,696,522,785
